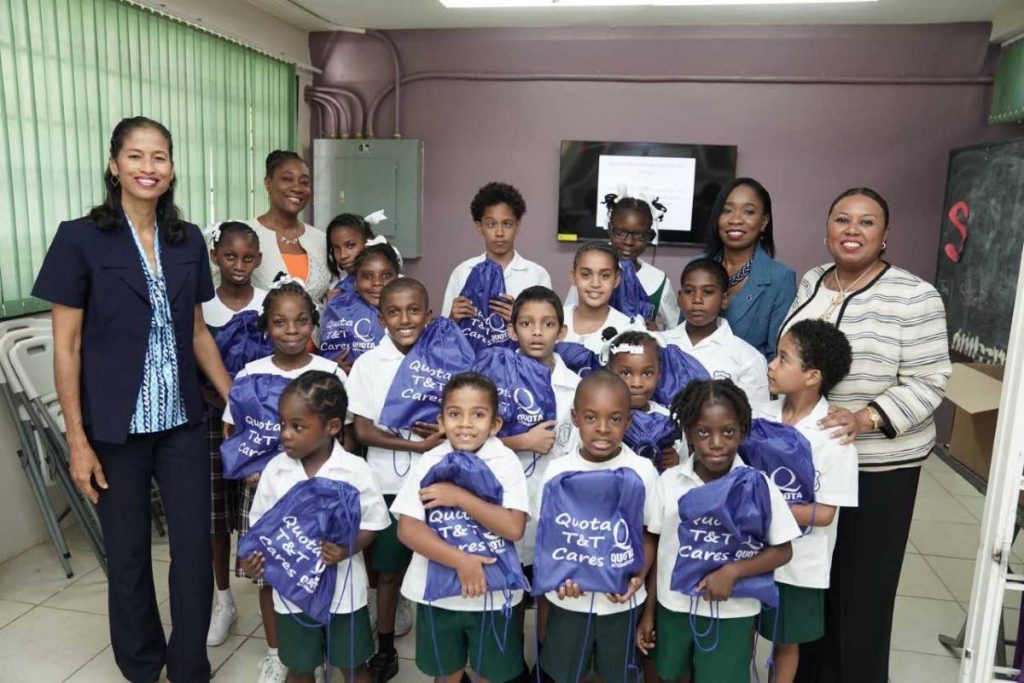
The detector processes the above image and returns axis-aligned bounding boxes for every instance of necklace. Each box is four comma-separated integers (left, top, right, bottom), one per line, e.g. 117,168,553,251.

725,250,755,288
819,263,877,321
277,226,303,246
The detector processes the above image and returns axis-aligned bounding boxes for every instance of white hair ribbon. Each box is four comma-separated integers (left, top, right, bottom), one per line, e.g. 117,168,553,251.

364,209,387,226
270,275,307,291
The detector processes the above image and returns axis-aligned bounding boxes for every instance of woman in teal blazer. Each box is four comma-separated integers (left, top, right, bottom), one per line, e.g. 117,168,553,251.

704,177,796,360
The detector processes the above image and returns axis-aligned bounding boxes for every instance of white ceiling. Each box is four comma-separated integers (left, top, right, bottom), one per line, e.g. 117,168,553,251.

243,0,1023,39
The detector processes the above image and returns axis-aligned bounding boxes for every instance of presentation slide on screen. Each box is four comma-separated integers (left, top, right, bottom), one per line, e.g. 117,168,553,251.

595,154,697,241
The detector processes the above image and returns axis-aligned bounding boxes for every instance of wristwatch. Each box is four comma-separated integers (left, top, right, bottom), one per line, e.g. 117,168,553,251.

866,406,882,431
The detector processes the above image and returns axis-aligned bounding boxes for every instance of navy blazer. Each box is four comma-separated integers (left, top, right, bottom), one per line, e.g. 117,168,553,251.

32,216,215,444
720,245,797,360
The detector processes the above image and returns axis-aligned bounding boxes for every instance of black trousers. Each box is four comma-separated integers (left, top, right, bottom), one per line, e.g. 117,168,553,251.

93,420,213,683
795,467,921,683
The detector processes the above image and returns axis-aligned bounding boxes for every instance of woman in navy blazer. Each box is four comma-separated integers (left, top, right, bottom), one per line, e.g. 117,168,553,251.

33,117,231,683
705,177,797,360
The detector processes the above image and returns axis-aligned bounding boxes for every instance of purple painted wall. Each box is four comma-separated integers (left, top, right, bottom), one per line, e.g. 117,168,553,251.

310,24,1020,304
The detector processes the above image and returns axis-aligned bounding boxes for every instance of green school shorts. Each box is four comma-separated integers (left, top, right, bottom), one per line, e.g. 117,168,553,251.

540,602,643,683
371,494,413,573
276,607,373,674
758,582,825,644
653,604,753,682
414,603,524,682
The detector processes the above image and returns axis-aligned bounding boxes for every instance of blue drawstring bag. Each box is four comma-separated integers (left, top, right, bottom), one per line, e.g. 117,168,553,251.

611,260,655,321
671,466,778,608
420,450,530,601
215,310,275,379
457,259,513,351
379,318,476,431
533,468,646,596
471,347,556,438
624,410,680,463
221,373,292,479
238,477,362,625
738,419,816,506
555,342,600,377
319,289,385,362
653,345,711,406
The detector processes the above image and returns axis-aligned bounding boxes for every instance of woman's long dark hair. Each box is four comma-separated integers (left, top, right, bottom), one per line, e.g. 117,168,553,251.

704,177,775,259
89,117,184,244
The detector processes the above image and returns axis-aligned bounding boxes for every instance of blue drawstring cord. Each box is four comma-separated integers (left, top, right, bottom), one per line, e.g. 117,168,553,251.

800,500,817,537
689,594,721,653
622,593,641,682
388,429,412,478
523,452,540,478
572,592,597,683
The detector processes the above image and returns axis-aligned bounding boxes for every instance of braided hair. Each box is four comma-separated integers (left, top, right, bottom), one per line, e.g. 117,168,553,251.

281,370,348,426
211,221,259,251
604,195,655,231
258,277,320,332
669,378,752,440
326,213,375,277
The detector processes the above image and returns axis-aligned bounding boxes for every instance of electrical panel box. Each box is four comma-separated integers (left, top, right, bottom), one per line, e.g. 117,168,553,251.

313,139,423,259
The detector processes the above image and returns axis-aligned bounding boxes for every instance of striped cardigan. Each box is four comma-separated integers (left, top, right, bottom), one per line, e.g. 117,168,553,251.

782,263,952,470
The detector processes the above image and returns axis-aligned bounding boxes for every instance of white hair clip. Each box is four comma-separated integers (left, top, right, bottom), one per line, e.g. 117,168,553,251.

610,344,647,356
270,275,307,291
365,235,404,270
364,209,387,226
204,222,223,245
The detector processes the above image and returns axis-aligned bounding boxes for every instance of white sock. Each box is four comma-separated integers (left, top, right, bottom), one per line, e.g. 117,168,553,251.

268,647,279,657
216,588,234,607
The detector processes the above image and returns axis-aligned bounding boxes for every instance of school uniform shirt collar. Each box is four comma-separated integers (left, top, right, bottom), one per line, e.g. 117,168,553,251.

376,333,406,361
664,317,733,350
550,354,578,390
758,396,830,430
568,442,639,470
677,452,745,486
477,250,529,275
266,442,357,479
424,435,507,463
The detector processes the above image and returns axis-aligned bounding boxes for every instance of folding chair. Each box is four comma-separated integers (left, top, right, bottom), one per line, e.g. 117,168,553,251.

0,319,72,577
9,335,108,575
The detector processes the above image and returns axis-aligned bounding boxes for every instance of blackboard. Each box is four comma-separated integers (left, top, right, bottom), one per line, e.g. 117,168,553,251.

935,138,1024,365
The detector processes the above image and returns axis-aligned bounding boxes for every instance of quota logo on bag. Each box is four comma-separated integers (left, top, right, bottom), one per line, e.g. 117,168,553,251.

353,317,376,343
770,466,803,502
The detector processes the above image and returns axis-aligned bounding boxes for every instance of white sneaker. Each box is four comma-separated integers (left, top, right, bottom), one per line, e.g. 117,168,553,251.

314,664,326,683
394,596,413,637
257,653,288,683
367,587,378,633
206,600,237,646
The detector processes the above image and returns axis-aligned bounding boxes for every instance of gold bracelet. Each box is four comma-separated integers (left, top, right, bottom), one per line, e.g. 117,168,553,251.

866,407,881,431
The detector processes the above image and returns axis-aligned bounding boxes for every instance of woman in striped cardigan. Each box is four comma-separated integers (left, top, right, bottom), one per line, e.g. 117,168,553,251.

782,188,951,683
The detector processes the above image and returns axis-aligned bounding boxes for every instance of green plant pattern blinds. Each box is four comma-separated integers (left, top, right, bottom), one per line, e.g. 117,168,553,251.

991,38,1024,124
0,0,296,317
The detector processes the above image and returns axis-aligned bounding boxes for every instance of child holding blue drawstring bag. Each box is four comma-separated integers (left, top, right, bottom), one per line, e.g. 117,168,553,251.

390,372,530,682
239,371,390,682
532,370,660,683
639,379,799,682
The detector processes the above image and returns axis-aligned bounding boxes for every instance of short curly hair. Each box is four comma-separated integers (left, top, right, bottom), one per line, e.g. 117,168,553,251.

470,181,526,222
784,320,853,396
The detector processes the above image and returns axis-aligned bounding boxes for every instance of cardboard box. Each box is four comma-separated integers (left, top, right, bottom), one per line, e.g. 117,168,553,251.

945,363,1005,481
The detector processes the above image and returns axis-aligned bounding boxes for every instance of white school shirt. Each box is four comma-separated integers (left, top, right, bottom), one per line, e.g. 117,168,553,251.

441,252,552,317
534,445,661,616
248,442,391,615
516,353,582,565
659,318,770,406
346,335,425,494
565,258,680,331
201,287,268,329
222,354,348,425
754,398,859,588
562,305,642,355
650,456,801,619
390,437,530,611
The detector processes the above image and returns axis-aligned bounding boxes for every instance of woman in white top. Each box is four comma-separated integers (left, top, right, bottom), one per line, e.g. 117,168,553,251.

246,150,330,302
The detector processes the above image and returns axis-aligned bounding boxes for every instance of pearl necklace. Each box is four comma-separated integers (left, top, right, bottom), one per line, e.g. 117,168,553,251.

277,227,303,246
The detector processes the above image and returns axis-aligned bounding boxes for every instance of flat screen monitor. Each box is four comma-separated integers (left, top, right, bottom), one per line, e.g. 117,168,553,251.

557,140,738,247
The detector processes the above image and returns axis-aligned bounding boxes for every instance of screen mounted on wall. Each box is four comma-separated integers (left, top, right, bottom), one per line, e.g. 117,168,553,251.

557,140,738,247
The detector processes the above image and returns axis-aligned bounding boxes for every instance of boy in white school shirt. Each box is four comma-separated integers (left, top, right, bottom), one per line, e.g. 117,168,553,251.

391,372,530,682
757,320,859,683
443,181,552,323
660,257,770,406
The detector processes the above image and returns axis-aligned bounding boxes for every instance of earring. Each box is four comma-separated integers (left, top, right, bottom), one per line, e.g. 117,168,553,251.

111,175,120,187
822,238,827,246
882,241,887,250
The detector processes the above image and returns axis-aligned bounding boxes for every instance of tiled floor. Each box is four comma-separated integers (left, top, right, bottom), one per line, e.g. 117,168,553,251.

0,454,1009,682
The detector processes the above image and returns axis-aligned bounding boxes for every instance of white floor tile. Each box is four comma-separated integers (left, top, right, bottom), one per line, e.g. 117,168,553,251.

0,605,109,681
909,520,981,560
889,649,961,682
897,554,954,600
912,495,978,524
930,471,984,498
956,495,987,523
922,555,976,602
890,596,966,657
226,577,266,637
207,636,267,682
63,645,128,682
0,543,99,604
0,599,33,629
915,470,951,499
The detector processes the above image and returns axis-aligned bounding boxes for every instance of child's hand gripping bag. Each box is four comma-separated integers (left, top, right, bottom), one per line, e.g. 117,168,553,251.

653,344,711,406
611,260,655,321
220,373,292,479
738,418,816,507
457,259,514,351
471,347,556,438
237,477,362,624
624,410,680,464
215,310,275,379
555,341,600,377
319,289,385,362
379,318,476,431
420,450,530,602
533,468,646,596
671,466,779,608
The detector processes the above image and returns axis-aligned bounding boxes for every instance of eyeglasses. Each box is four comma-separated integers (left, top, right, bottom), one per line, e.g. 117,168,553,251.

481,219,518,230
609,228,650,243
